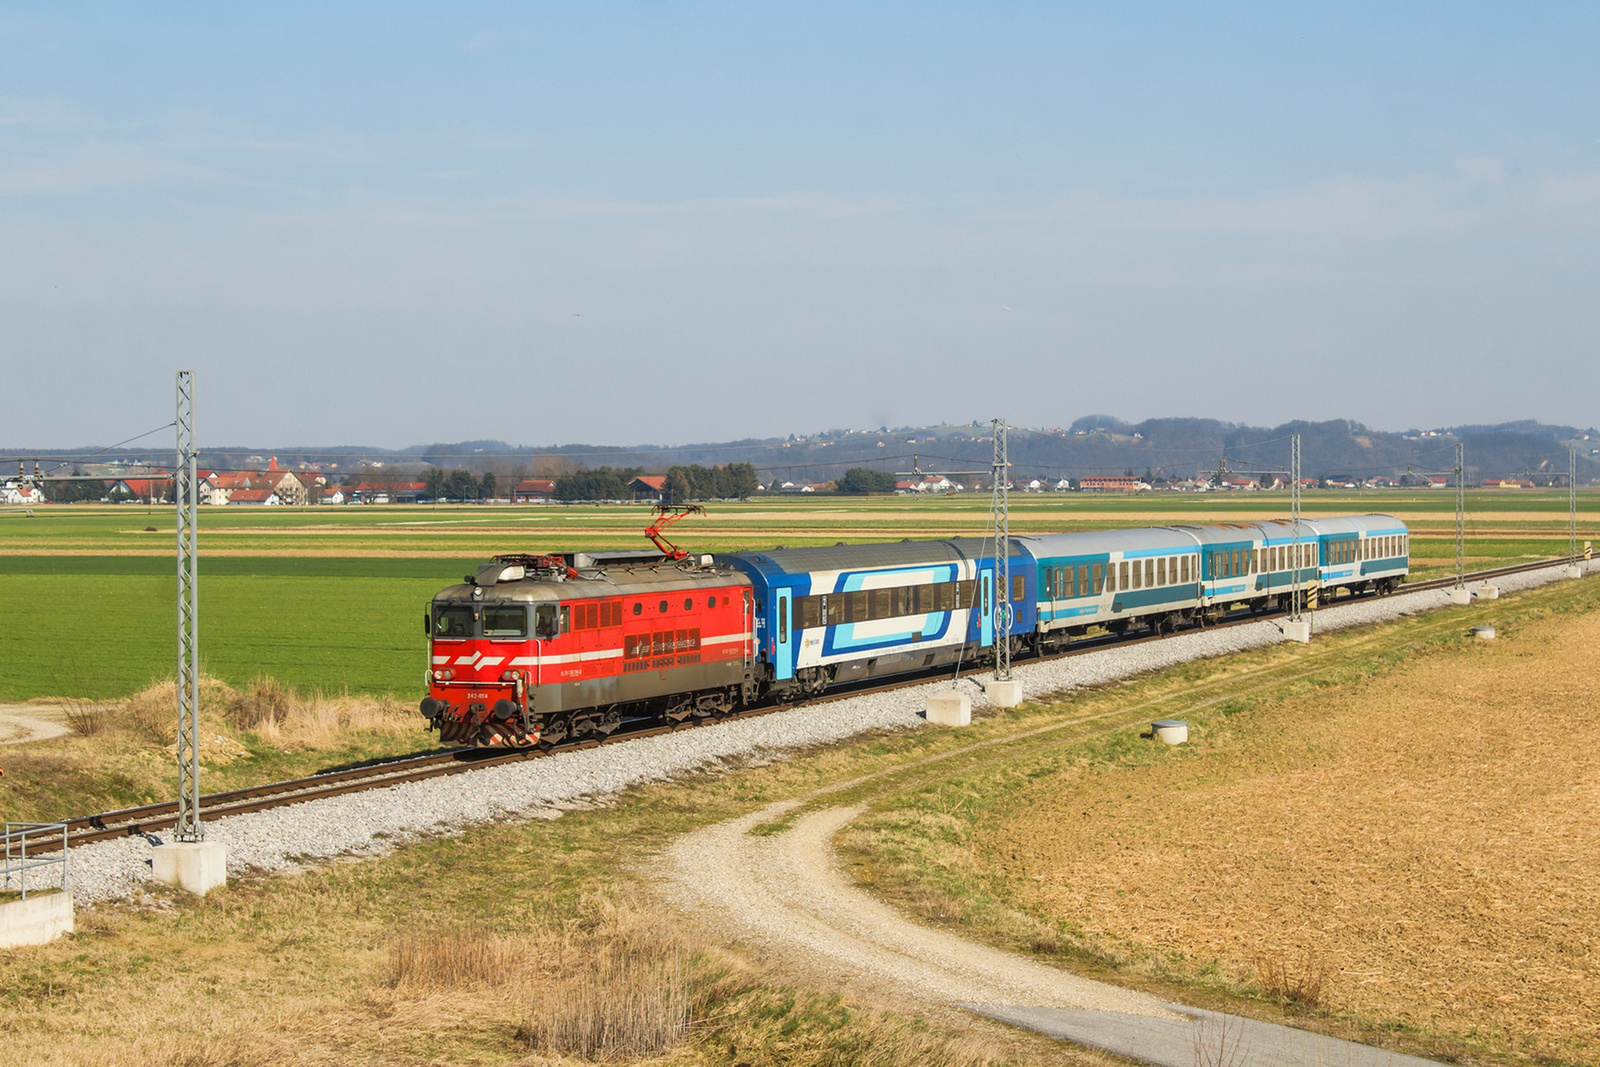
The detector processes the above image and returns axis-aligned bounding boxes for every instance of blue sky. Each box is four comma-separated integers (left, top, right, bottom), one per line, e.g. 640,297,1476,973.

3,3,1598,448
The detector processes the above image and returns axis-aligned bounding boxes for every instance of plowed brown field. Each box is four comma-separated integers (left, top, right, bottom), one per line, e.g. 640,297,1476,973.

982,610,1600,1054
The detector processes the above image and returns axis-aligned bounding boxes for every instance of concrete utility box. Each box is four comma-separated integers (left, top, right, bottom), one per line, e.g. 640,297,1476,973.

151,840,227,896
1475,584,1500,600
925,692,972,726
0,891,74,948
1472,625,1497,640
1281,620,1311,643
984,679,1024,708
1152,720,1189,745
1449,588,1473,605
1566,564,1583,579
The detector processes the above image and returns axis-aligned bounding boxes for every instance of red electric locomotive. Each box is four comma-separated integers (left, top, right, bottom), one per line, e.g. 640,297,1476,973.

420,549,757,746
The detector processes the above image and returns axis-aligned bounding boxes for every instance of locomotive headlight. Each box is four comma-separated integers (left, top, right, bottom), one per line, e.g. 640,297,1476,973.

433,668,455,681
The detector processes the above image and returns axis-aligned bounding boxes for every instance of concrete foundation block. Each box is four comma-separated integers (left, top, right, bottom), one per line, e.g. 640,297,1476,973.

1281,620,1311,643
0,891,74,947
1565,564,1583,579
983,679,1024,708
1151,719,1189,745
925,691,971,726
151,840,227,896
1475,584,1500,600
1448,588,1473,605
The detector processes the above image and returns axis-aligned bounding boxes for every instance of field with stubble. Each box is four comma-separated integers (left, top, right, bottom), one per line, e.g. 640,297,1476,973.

982,607,1599,1052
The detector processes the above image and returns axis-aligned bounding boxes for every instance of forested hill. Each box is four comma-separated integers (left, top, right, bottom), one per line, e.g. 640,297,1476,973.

397,418,1596,484
13,418,1597,484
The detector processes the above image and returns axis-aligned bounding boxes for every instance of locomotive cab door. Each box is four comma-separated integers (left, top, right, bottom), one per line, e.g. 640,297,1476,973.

743,590,754,669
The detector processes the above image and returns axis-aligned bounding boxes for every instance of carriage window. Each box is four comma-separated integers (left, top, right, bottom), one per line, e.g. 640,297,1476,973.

432,606,473,639
1119,560,1130,589
1130,560,1142,590
848,590,869,621
797,596,821,630
1093,562,1106,593
1181,556,1190,582
826,595,846,625
1156,558,1166,586
1012,575,1026,603
1144,559,1154,587
484,606,527,638
915,584,936,613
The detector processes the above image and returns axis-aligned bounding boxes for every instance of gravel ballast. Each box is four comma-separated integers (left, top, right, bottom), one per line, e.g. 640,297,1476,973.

41,561,1593,904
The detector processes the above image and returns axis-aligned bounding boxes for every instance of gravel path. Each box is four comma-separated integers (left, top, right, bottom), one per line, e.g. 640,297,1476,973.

0,704,72,745
659,802,1446,1066
35,561,1591,903
662,800,1180,1016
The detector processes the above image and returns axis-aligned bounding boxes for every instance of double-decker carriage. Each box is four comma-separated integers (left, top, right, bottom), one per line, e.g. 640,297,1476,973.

421,551,756,747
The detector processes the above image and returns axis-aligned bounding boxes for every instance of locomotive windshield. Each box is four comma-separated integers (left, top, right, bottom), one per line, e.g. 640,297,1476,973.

483,606,527,638
433,606,473,639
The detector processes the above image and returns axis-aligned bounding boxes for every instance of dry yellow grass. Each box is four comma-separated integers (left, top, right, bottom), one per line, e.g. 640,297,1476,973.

115,674,418,751
982,608,1600,1054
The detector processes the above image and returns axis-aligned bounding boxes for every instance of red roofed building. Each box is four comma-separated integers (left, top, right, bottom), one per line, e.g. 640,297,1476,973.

514,478,556,502
227,488,280,505
1079,476,1143,492
629,475,667,502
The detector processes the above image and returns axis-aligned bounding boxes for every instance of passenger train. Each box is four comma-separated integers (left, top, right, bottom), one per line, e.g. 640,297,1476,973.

419,514,1409,747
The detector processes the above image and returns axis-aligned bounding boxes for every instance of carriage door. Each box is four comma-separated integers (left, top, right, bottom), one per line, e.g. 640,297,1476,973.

980,569,995,647
773,591,793,680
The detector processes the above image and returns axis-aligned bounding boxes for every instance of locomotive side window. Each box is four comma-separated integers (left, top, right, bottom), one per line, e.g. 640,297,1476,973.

433,606,473,639
659,600,669,613
482,607,527,639
534,604,559,639
633,602,643,616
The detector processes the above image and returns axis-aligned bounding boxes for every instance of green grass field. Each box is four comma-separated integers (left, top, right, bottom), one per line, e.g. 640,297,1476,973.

0,491,1590,701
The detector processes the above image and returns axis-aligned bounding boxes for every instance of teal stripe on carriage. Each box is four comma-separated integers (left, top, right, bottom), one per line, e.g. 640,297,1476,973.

1111,588,1194,611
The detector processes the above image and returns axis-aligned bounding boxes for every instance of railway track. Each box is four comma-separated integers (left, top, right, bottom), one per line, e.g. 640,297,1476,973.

22,555,1583,855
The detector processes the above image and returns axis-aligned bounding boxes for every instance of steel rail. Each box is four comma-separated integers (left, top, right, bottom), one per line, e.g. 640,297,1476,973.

26,555,1582,855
